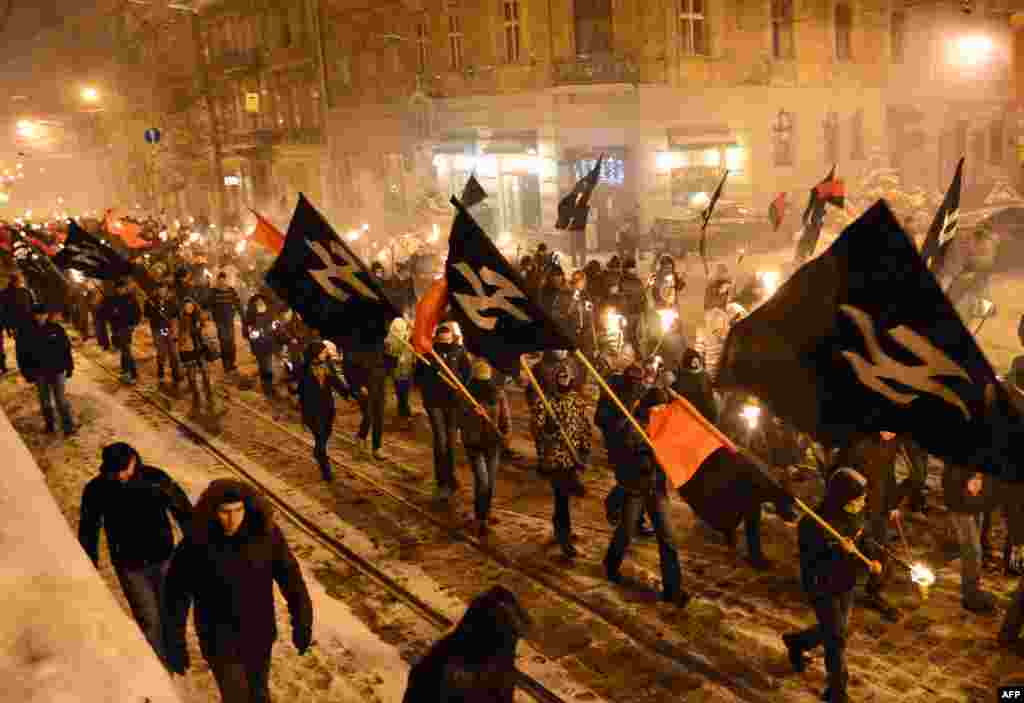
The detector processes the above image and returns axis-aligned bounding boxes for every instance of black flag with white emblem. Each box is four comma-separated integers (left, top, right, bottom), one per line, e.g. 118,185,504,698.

446,197,576,374
13,230,66,311
461,173,487,209
920,156,964,280
718,199,1024,482
54,220,135,281
556,155,603,231
265,193,400,352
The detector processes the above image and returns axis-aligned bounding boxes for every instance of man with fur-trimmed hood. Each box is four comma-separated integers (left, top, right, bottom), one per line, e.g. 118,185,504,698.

403,585,530,703
164,479,313,702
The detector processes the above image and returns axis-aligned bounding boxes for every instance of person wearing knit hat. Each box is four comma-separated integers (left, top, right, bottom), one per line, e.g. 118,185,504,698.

782,467,881,703
17,297,76,435
298,340,352,481
78,442,193,670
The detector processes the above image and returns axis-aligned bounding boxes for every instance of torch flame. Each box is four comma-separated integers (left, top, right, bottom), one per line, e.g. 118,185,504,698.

657,308,678,333
910,562,935,587
740,404,761,429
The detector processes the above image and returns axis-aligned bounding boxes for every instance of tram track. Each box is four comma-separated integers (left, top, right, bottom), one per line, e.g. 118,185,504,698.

80,345,781,703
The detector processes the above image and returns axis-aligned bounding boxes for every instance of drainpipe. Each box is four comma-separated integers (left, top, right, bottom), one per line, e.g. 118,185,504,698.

310,0,332,215
192,10,227,226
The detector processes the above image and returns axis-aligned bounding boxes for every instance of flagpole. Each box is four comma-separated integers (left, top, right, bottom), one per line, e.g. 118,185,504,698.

574,349,659,456
428,347,503,432
662,386,875,569
520,357,581,465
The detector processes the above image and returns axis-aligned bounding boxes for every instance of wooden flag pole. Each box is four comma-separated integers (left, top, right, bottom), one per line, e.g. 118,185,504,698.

428,347,502,433
520,357,581,465
662,386,874,568
574,349,659,456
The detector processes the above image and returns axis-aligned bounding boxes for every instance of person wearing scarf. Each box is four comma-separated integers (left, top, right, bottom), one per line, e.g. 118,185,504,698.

298,341,352,482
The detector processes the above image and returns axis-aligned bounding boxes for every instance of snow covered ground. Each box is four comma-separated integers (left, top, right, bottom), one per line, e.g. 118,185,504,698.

0,361,413,703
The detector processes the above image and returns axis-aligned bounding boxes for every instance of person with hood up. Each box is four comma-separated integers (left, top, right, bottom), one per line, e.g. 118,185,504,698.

244,294,278,404
145,279,181,393
672,348,718,425
17,302,75,435
104,277,142,384
603,386,687,606
943,462,999,612
177,297,218,417
402,585,530,703
78,442,192,668
458,359,510,537
164,479,313,702
298,340,352,482
532,361,591,560
782,468,882,703
415,323,471,500
695,306,730,385
0,271,36,371
384,316,416,423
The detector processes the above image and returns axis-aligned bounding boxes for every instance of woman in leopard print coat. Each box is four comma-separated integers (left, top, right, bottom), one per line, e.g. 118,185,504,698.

531,361,591,560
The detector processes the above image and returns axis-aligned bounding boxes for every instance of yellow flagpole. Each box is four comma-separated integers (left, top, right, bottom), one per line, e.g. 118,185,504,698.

520,357,581,465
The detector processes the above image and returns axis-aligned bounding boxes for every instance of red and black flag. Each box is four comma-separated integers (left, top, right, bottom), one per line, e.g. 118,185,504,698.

12,230,67,310
719,199,1024,482
920,157,964,280
446,196,576,374
461,173,487,209
769,192,787,232
55,220,157,295
265,194,401,352
556,155,603,231
793,166,845,262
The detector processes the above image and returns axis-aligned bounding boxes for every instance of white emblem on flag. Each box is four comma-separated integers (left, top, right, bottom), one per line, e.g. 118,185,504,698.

69,242,107,272
938,208,959,247
840,304,972,420
452,263,529,331
308,239,380,303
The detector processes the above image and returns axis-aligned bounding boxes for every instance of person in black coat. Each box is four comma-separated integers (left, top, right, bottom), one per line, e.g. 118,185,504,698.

164,479,313,702
782,468,882,703
343,336,393,461
245,294,278,402
78,442,192,668
415,323,471,500
16,303,75,434
104,278,142,383
145,280,182,390
0,270,35,373
402,585,530,703
209,271,244,374
298,341,352,482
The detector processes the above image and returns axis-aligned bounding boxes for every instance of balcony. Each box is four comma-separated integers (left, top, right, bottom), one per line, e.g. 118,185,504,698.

211,47,263,75
552,54,639,87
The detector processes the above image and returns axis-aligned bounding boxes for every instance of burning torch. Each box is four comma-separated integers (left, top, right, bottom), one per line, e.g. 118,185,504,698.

757,270,780,300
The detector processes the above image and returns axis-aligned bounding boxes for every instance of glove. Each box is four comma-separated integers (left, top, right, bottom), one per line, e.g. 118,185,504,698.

293,626,312,655
165,644,190,675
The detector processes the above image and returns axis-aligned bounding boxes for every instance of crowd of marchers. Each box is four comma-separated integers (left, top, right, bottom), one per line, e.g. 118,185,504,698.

4,231,1024,703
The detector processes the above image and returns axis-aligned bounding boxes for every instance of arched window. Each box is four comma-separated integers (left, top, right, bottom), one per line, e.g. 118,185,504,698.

835,3,852,62
771,0,794,60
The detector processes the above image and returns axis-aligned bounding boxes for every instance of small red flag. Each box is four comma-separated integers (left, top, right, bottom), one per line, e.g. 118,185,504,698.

104,209,148,248
412,277,449,356
648,399,728,489
248,210,285,254
769,192,787,232
815,178,845,209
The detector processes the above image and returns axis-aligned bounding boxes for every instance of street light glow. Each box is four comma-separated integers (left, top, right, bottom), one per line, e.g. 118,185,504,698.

80,86,100,103
955,35,994,67
16,120,37,139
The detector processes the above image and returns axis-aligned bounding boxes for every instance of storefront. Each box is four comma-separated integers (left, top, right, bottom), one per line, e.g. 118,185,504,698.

564,146,631,252
656,127,750,210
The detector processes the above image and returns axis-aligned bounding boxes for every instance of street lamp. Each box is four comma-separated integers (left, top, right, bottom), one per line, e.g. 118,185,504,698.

16,120,38,139
80,86,100,104
954,35,994,67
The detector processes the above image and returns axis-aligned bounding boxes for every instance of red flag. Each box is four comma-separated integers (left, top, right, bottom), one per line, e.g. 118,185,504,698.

648,395,733,489
104,209,148,248
412,277,449,355
769,192,787,232
248,210,285,254
814,178,845,209
0,226,11,252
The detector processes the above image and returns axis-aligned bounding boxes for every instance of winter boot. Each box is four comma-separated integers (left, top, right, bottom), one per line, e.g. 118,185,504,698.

557,530,577,560
318,454,334,482
781,633,807,673
963,589,997,614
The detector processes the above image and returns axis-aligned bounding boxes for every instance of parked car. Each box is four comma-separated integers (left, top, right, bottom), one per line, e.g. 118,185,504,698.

647,202,781,259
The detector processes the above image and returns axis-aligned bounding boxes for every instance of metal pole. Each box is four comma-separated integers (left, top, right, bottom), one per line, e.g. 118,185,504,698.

309,0,332,213
191,11,227,227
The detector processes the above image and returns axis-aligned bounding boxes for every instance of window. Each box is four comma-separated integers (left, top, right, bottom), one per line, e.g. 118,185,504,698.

679,0,707,56
416,21,429,73
990,120,1004,165
835,3,852,62
824,112,839,164
891,11,905,63
504,1,521,63
448,14,464,70
773,110,795,166
574,156,625,185
850,109,865,160
574,0,612,55
771,0,794,60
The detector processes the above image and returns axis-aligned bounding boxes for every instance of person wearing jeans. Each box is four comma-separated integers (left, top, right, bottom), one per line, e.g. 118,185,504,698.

943,464,997,612
17,304,75,435
105,279,141,383
458,359,509,536
210,272,243,374
78,443,193,669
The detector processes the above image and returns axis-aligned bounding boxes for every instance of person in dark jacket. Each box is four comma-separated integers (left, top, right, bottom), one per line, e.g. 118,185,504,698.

104,278,142,383
343,337,393,461
164,479,313,702
210,271,244,374
943,463,998,612
89,281,111,350
298,341,352,482
17,303,75,434
78,442,192,668
459,359,510,537
619,258,645,352
145,280,181,391
603,385,687,605
178,297,217,416
416,324,471,500
388,260,416,315
245,294,278,402
402,585,530,703
782,468,882,703
0,270,35,372
672,349,718,424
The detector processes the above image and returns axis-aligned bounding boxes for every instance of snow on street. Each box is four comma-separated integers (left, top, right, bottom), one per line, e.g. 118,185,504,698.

0,351,413,703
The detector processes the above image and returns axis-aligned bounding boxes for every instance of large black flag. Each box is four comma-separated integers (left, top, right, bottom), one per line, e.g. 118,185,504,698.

719,199,1024,481
920,157,964,281
54,220,135,281
461,173,487,209
12,231,66,311
446,197,576,374
556,155,603,231
265,194,400,352
793,166,844,262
